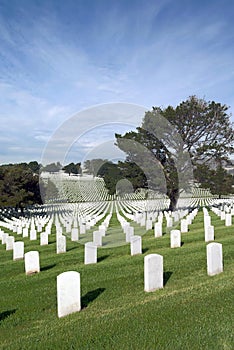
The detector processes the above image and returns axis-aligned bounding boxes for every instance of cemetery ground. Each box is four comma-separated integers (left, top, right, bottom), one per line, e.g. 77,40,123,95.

0,210,233,349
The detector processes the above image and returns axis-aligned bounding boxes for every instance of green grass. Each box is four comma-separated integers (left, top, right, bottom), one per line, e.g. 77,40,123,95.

0,210,233,349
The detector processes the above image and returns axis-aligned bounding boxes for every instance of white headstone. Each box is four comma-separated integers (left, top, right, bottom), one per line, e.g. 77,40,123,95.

45,226,51,235
207,242,223,276
186,215,192,225
57,235,66,254
84,242,97,264
17,226,22,235
225,213,232,226
13,241,24,260
56,226,63,235
144,254,163,292
23,227,29,238
37,224,42,233
30,229,37,241
146,220,152,230
25,251,40,275
2,233,9,244
71,228,79,242
154,222,162,238
93,231,102,247
57,271,81,318
123,222,130,234
205,225,214,242
130,236,142,255
126,226,134,242
40,232,48,246
6,236,15,250
181,219,188,233
204,215,211,228
220,211,226,220
170,230,181,248
80,223,86,234
98,227,106,237
166,217,173,228
66,224,71,233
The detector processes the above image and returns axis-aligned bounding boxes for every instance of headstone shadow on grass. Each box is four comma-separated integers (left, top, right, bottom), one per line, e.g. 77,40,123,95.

142,248,149,254
48,240,56,245
163,271,173,286
81,288,105,309
0,309,16,324
40,263,56,272
67,246,78,252
97,255,109,263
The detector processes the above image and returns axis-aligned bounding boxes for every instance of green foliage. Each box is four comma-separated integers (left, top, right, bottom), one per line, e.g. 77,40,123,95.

118,161,147,191
62,162,82,176
28,161,41,174
97,162,122,195
97,161,147,196
194,164,234,198
42,162,62,173
0,163,42,208
157,96,234,164
116,96,234,210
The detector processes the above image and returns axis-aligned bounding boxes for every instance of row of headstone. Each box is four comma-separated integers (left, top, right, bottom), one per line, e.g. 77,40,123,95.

211,204,233,226
57,242,224,318
0,230,25,260
180,208,198,233
203,208,216,242
57,253,163,319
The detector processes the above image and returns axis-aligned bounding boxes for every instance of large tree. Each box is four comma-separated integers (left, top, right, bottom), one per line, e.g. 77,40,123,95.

0,163,42,210
116,96,234,210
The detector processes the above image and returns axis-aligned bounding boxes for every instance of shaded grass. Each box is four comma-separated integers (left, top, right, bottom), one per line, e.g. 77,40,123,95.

0,209,233,349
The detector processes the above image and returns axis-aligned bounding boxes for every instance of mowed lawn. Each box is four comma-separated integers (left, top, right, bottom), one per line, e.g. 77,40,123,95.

0,210,233,349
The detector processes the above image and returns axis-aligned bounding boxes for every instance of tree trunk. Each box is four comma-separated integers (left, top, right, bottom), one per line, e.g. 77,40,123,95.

168,188,179,211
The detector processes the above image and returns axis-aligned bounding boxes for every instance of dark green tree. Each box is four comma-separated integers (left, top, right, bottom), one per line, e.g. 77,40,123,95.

97,162,122,195
116,96,234,210
42,162,61,173
194,164,234,198
28,161,41,174
62,162,82,176
97,161,147,196
118,161,147,191
0,163,42,210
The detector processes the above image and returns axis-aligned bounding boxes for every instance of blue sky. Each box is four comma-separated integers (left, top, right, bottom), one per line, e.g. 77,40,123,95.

0,0,234,165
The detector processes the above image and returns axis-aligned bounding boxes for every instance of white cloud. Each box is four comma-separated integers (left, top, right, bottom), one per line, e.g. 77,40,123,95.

0,0,233,164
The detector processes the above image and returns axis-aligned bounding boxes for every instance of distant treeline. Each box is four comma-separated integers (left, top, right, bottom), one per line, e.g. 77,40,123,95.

1,96,234,209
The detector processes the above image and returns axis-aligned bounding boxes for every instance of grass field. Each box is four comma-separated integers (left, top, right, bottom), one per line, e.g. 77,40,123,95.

0,209,233,349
